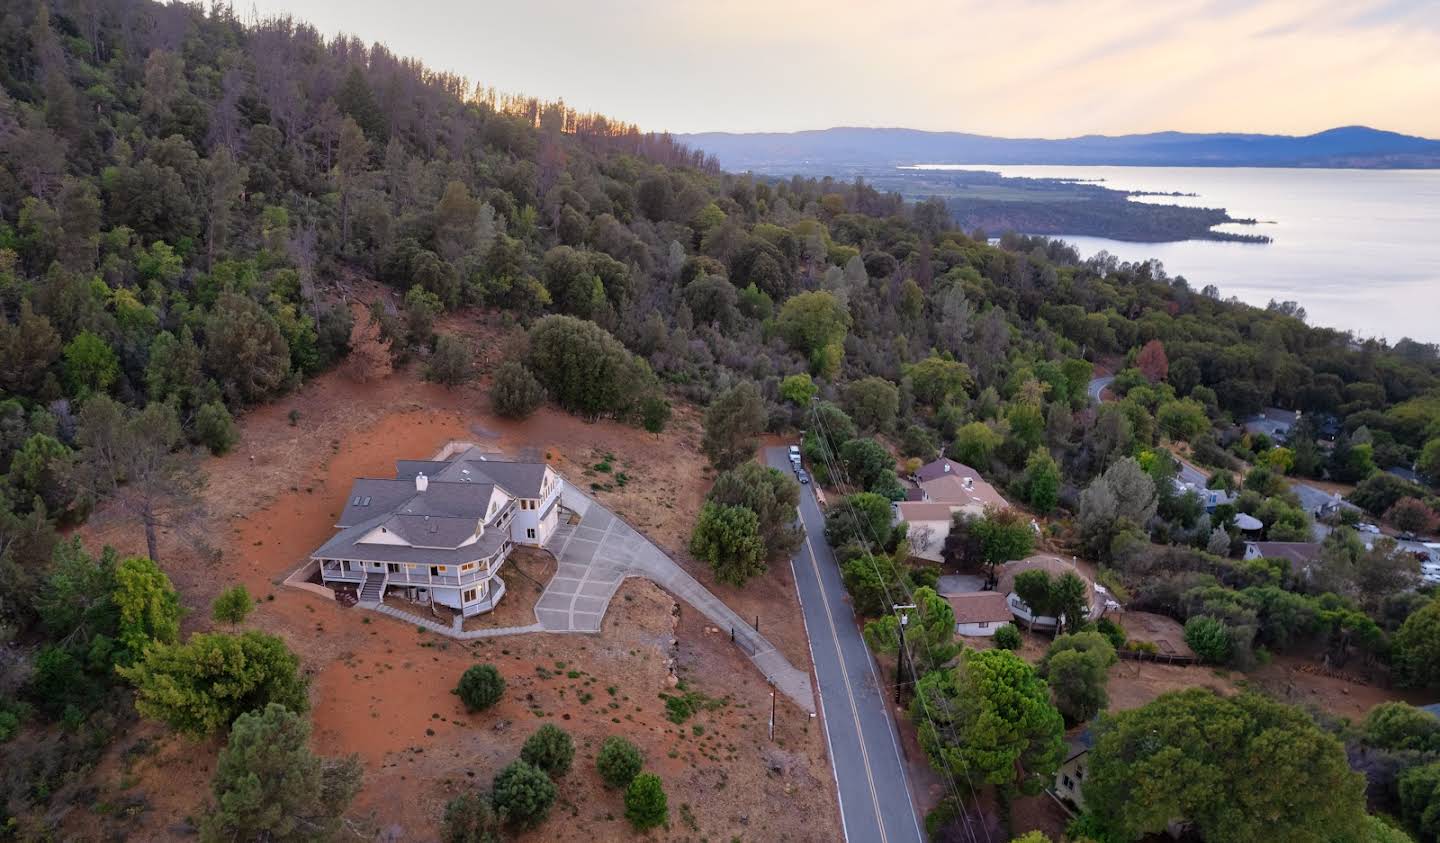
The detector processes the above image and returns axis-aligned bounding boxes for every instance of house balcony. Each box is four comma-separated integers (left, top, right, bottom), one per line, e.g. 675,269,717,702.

317,540,514,588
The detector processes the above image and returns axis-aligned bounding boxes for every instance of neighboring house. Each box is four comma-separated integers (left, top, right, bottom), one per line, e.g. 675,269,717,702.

945,591,1012,637
996,555,1108,630
1053,728,1095,811
1052,729,1185,837
1172,477,1233,512
894,502,960,562
1243,541,1323,578
311,447,562,616
1388,466,1424,485
1233,512,1264,533
1316,495,1348,519
1243,407,1299,443
896,457,1010,562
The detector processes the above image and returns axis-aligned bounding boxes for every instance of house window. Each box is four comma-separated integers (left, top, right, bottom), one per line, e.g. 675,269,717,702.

387,563,400,573
341,560,352,572
978,622,989,628
526,528,536,539
463,588,477,602
1063,775,1074,790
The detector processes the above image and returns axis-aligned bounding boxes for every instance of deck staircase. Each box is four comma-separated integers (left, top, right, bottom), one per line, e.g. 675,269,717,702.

358,571,387,604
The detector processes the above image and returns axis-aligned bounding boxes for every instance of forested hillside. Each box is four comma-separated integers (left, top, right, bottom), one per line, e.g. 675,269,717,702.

1,0,1438,614
3,0,1440,835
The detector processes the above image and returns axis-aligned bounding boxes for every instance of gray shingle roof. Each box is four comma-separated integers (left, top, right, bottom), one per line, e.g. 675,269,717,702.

315,448,551,567
312,513,507,566
338,479,422,527
446,459,548,498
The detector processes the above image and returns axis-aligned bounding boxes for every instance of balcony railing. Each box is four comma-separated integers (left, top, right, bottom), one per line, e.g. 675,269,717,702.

319,540,513,588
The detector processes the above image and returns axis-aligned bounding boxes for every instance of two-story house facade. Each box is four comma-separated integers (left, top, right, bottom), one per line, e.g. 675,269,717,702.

310,447,562,616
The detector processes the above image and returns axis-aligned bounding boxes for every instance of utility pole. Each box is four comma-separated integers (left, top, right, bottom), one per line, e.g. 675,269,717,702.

893,603,915,705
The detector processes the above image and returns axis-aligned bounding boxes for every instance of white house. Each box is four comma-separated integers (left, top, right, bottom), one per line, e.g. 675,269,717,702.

945,591,1013,637
311,447,562,616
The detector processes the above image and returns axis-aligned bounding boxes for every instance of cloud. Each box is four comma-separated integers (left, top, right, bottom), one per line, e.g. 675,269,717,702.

245,0,1440,137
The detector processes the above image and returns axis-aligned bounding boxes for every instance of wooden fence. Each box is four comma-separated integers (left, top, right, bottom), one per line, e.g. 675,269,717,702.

1117,649,1198,666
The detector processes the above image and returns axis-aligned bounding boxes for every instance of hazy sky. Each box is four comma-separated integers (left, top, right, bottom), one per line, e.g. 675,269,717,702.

243,0,1440,138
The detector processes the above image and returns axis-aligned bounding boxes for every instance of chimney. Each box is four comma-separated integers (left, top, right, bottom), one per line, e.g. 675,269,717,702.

416,472,428,493
963,477,974,490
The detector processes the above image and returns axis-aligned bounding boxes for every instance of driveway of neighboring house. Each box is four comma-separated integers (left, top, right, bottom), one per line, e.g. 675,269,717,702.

538,483,816,713
937,574,985,594
1088,374,1116,403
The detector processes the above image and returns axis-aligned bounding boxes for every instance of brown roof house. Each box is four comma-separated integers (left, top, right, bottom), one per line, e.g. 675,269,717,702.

894,458,1011,562
1243,541,1323,579
996,555,1112,630
945,592,1013,637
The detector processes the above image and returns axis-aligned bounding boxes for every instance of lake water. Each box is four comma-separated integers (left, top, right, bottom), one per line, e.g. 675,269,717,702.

912,165,1440,343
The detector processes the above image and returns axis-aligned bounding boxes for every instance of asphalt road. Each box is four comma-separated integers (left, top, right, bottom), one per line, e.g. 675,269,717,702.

765,446,924,843
1087,375,1115,403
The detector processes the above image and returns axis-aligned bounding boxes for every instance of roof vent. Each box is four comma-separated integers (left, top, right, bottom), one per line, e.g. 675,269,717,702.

416,473,428,493
943,463,951,473
963,477,974,490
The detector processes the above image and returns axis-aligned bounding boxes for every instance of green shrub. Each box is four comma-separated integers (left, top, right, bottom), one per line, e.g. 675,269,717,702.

1096,617,1127,650
492,361,546,419
597,735,643,788
993,623,1022,650
492,759,556,828
211,584,252,626
624,772,668,830
442,791,501,843
195,401,240,455
520,724,574,777
456,664,506,712
1184,616,1231,664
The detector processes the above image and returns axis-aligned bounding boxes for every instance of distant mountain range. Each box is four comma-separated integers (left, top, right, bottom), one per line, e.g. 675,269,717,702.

678,126,1440,171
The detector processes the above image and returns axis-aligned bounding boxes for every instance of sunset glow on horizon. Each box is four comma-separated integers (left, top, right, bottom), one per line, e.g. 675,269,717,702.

241,0,1440,138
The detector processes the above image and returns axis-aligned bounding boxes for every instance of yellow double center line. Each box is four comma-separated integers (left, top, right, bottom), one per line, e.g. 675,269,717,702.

803,529,889,843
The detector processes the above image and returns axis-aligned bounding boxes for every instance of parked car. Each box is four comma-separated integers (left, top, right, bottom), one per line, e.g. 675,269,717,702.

795,468,810,484
788,444,802,465
1358,523,1381,534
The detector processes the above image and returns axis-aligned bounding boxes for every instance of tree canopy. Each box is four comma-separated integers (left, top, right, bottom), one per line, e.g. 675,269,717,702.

1083,689,1368,843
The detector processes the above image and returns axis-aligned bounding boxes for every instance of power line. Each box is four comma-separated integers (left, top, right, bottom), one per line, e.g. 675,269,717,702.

807,401,993,843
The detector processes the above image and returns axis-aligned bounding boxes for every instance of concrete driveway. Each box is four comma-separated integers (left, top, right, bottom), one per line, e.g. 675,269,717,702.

536,482,815,712
938,574,985,594
536,508,627,632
